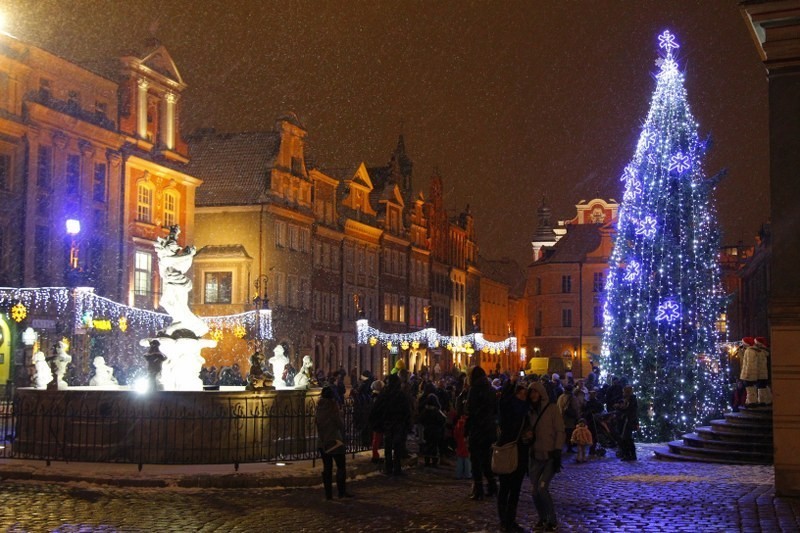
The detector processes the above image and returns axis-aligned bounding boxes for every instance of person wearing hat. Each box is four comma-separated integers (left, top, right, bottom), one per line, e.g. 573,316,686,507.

316,386,352,500
527,380,565,532
739,337,760,407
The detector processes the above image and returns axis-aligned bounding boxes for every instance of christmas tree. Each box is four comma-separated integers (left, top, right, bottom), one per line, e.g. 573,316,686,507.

601,30,728,442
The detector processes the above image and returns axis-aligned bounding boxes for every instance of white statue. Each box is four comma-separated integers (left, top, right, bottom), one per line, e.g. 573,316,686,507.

32,351,52,389
154,225,209,337
269,345,289,388
294,355,314,389
89,356,119,387
48,340,72,390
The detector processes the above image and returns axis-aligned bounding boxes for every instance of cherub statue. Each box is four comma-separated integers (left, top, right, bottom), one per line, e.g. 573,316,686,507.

46,341,72,390
268,344,289,388
246,350,274,391
294,355,316,389
32,351,52,389
89,356,119,387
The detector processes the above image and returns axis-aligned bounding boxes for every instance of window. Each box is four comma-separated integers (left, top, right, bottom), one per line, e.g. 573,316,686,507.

289,224,299,251
36,191,50,217
67,90,80,109
93,163,107,202
134,251,152,299
593,305,603,327
66,154,80,195
561,275,572,293
136,183,153,222
593,272,606,292
37,145,52,188
34,225,50,280
163,191,178,227
275,220,287,247
0,154,9,190
204,272,232,304
273,271,285,306
562,308,573,328
287,275,298,307
39,78,52,99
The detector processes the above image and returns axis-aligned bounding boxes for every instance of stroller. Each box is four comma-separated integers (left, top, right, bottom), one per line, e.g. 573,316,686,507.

591,411,623,457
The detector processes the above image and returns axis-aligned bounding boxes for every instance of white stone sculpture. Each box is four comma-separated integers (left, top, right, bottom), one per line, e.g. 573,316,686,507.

32,351,52,389
269,345,289,389
294,355,314,389
154,225,209,337
48,340,72,390
141,225,216,391
89,356,119,387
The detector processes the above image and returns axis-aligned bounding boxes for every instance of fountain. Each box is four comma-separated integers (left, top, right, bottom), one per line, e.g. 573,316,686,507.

12,225,322,465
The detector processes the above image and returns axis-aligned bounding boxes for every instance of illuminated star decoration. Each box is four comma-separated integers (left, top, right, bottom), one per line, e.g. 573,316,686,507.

669,152,691,174
635,216,657,238
658,30,680,54
623,260,641,282
656,299,681,323
647,154,656,165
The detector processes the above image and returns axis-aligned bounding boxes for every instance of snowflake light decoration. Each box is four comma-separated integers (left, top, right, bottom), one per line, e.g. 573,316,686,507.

656,299,681,323
623,260,641,282
669,152,691,174
635,216,657,238
658,30,680,53
10,302,27,322
621,165,637,183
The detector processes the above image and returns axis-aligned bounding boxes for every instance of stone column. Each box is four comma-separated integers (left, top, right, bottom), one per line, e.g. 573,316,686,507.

162,91,177,150
742,0,800,497
136,79,149,141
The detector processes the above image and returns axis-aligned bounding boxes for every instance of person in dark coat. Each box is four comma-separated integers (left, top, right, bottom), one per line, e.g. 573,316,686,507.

371,373,411,476
616,385,639,461
465,366,498,500
316,386,352,500
419,393,447,467
496,375,531,532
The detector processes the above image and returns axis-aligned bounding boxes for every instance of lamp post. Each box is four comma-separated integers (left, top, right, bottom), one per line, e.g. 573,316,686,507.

252,275,269,353
65,218,82,381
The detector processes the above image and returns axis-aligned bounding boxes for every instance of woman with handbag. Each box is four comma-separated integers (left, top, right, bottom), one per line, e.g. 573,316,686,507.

528,380,565,532
316,386,353,500
495,375,531,532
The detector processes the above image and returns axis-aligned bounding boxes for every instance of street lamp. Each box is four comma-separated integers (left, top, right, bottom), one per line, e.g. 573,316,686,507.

66,218,81,271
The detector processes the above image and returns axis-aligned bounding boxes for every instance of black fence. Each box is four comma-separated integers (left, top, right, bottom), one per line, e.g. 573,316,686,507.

0,394,374,470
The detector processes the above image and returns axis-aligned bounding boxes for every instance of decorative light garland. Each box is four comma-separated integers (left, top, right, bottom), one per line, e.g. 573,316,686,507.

356,319,517,353
0,286,272,340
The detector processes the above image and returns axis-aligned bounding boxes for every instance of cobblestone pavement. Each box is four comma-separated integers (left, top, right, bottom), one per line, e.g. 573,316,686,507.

0,445,797,532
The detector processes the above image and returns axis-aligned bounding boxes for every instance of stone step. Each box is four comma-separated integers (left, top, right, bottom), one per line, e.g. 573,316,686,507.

696,426,772,443
681,432,773,453
653,447,772,466
710,418,772,433
663,440,772,465
723,411,773,425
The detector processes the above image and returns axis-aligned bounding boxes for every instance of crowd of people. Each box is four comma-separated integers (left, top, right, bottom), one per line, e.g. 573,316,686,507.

315,362,641,532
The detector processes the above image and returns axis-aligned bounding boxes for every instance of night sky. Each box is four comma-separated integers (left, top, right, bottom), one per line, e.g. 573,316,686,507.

3,1,769,267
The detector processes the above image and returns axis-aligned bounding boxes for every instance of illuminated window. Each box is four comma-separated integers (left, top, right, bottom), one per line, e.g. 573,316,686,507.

134,251,152,299
163,191,178,227
136,183,153,223
204,272,232,304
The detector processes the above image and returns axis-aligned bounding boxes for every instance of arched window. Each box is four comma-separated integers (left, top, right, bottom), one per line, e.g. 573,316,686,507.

136,182,154,223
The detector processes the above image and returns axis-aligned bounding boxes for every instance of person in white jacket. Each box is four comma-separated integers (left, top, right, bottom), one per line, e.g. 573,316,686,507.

527,381,565,532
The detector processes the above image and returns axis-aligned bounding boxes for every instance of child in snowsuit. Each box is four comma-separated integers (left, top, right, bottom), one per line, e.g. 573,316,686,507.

570,418,593,463
453,414,471,479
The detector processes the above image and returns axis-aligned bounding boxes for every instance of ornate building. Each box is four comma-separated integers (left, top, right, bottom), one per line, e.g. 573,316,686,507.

526,198,618,377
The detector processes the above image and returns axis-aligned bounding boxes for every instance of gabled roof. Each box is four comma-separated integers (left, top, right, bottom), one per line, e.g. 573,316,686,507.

533,224,603,265
139,42,184,85
186,130,281,206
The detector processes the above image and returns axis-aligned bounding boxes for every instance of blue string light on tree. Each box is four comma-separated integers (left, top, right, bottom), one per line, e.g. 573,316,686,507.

601,30,728,442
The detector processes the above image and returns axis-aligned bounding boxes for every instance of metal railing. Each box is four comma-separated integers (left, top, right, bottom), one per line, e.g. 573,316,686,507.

0,394,374,469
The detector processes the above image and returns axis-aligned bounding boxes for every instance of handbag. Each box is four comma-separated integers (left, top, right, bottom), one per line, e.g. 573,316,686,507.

491,413,527,475
491,403,549,474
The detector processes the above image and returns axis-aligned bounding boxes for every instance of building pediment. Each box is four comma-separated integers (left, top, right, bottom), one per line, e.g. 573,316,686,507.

139,44,184,86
